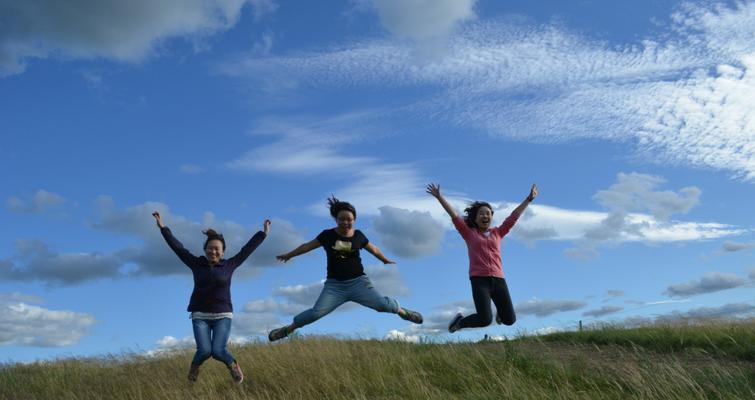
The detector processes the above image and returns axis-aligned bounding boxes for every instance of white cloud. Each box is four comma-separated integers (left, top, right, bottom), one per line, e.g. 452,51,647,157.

383,329,419,343
0,0,256,76
606,290,625,298
7,190,66,214
593,173,700,221
220,2,755,181
664,272,748,298
0,299,96,347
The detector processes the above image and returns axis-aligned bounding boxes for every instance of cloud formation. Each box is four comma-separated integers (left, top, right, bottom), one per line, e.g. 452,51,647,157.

516,298,587,317
0,196,304,286
0,240,122,286
221,1,755,180
0,294,96,347
582,306,624,318
0,0,288,76
664,271,749,298
6,190,66,214
372,206,444,258
721,241,755,252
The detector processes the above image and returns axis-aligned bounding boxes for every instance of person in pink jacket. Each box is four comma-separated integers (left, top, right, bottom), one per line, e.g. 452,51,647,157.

427,183,538,333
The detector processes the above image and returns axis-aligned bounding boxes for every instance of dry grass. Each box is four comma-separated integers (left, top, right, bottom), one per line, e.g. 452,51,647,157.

1,320,753,399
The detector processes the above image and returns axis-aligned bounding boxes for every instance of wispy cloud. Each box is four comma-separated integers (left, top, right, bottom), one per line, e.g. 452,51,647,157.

220,1,755,180
582,306,624,318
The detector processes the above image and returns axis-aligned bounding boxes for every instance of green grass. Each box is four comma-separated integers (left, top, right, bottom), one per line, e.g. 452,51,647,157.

1,320,753,399
532,318,755,361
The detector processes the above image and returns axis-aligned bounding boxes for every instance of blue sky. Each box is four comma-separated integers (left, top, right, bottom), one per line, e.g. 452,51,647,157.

2,0,754,362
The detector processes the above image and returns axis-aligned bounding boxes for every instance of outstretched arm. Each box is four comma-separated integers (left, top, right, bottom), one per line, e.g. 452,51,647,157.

227,219,272,268
426,183,458,219
276,239,321,263
152,211,198,267
512,184,538,216
364,243,395,264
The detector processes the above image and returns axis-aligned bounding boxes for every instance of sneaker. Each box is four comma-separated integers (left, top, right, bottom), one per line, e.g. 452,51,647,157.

399,308,423,324
448,312,463,333
268,326,290,342
187,363,200,383
227,361,244,384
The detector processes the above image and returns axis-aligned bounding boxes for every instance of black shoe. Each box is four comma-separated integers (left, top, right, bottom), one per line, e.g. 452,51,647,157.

268,326,290,342
448,313,463,333
187,363,200,383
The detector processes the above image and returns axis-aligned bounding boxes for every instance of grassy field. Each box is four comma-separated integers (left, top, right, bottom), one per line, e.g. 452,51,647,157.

1,319,753,399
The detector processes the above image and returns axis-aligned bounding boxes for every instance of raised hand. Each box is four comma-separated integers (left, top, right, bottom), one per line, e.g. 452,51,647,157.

528,184,538,201
426,183,442,198
276,253,291,263
263,219,271,234
152,211,165,228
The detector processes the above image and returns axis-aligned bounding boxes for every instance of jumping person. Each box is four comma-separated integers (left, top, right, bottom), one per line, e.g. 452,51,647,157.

152,211,270,384
268,196,423,341
426,183,537,333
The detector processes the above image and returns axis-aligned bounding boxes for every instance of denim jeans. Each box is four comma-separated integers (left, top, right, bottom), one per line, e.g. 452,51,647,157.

191,317,235,365
293,275,400,328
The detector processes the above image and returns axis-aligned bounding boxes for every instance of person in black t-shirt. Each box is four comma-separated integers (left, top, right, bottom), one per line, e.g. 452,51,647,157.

268,196,423,342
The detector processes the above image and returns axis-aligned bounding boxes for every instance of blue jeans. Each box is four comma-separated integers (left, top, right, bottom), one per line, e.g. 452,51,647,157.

191,317,235,365
293,275,400,328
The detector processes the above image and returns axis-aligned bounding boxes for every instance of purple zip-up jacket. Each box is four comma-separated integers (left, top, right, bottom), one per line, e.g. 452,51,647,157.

160,227,266,313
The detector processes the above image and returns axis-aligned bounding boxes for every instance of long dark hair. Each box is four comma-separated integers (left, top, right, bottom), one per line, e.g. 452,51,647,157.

327,195,356,219
202,229,226,251
463,201,494,229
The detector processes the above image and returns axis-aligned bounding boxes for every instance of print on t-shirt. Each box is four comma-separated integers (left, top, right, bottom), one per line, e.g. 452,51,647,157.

333,240,356,258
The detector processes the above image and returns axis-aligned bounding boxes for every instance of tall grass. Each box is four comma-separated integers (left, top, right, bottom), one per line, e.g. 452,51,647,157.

534,318,755,361
1,320,753,399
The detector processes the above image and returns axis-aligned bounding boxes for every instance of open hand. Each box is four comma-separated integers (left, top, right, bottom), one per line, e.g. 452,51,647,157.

426,183,441,198
528,184,538,201
263,219,271,234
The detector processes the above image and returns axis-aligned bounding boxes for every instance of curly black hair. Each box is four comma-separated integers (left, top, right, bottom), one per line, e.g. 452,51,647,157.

327,195,357,219
463,201,494,229
202,228,226,251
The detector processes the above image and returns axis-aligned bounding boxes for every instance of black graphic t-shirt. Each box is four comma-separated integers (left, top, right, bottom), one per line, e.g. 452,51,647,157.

316,229,369,281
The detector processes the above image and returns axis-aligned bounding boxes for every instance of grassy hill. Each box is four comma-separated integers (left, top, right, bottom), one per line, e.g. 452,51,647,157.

1,319,753,399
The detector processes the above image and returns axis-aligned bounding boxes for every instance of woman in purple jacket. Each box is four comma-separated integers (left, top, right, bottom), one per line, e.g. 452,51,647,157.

152,211,269,384
427,183,537,333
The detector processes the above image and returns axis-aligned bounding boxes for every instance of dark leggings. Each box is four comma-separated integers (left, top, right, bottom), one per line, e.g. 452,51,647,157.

460,276,516,328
